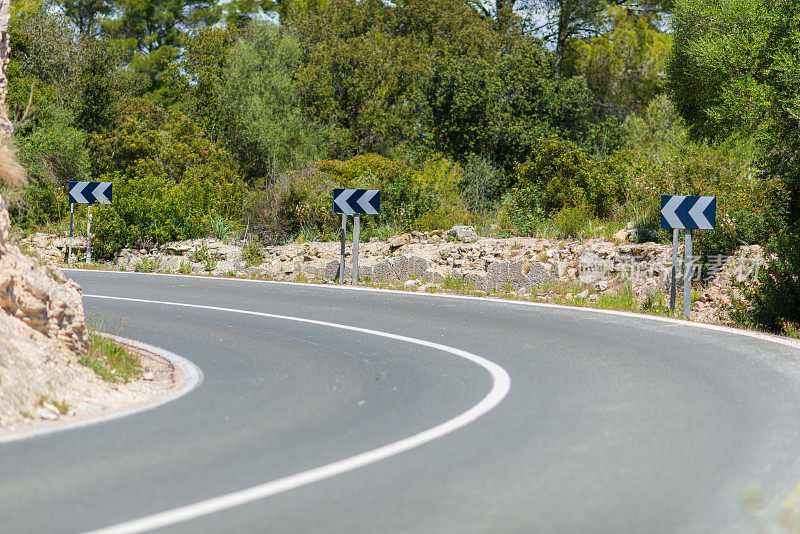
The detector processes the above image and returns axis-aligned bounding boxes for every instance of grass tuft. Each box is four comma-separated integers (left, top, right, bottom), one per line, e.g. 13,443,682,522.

80,334,142,383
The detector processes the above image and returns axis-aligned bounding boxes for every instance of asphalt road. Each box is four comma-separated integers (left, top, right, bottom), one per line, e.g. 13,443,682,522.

3,270,800,533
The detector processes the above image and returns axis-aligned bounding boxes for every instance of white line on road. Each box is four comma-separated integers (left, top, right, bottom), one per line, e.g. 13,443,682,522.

81,294,512,534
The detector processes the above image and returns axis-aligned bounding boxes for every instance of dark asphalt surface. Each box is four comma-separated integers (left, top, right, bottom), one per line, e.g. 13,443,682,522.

3,270,800,533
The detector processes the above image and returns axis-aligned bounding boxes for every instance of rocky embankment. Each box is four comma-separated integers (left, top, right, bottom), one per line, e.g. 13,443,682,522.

24,225,763,325
0,195,175,434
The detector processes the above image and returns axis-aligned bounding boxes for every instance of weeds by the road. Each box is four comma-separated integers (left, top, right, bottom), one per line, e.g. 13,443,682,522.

80,332,142,383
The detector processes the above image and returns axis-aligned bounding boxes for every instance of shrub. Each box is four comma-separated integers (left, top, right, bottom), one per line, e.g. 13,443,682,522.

498,136,623,235
251,153,468,242
243,240,264,267
740,230,800,333
458,154,506,213
11,121,90,230
553,204,591,239
617,97,775,252
87,99,246,257
133,257,160,272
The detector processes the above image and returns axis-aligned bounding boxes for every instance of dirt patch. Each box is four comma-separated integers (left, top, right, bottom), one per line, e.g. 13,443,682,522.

0,332,188,440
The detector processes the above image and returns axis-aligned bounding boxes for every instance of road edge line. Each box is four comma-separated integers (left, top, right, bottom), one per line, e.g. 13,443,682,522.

64,268,800,353
81,294,511,534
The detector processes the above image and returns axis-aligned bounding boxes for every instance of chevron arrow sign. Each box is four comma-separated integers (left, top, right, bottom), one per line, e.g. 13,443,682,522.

660,195,716,230
69,181,113,204
332,189,380,215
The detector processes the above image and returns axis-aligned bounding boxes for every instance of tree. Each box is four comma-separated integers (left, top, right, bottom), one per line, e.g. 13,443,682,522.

521,0,670,74
215,23,330,184
565,6,671,120
101,0,221,98
295,0,420,156
59,0,115,35
411,5,593,170
87,98,245,254
667,0,799,224
666,0,771,139
522,0,608,73
668,0,800,333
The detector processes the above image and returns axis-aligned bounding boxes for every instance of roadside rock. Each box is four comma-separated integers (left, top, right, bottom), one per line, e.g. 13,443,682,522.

0,197,87,353
447,225,478,243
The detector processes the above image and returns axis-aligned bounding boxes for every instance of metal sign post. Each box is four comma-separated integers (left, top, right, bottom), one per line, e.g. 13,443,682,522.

352,215,360,284
660,195,716,319
86,205,92,264
683,229,692,318
670,228,678,312
339,214,347,285
333,189,380,285
68,181,112,264
68,203,74,265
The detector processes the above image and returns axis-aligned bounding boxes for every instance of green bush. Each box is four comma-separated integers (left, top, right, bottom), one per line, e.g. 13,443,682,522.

498,136,623,235
87,99,246,257
458,154,507,213
738,230,800,333
252,153,468,242
553,204,591,239
617,97,775,252
11,121,90,230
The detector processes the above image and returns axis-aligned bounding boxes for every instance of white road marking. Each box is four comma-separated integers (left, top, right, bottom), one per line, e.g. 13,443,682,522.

81,294,512,534
66,269,800,358
63,269,800,353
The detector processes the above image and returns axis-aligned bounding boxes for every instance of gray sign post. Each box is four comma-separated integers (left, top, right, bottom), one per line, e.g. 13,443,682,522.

660,195,716,318
333,189,380,284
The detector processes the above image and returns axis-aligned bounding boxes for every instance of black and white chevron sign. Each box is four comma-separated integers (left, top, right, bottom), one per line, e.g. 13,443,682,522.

660,195,716,230
332,189,380,215
69,181,113,204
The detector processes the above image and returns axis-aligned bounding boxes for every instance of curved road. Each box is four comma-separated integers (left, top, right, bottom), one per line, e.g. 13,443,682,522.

3,271,800,533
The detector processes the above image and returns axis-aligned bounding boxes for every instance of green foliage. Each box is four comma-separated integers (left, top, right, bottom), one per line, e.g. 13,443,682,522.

243,240,264,267
209,215,238,241
740,230,800,333
133,257,160,272
87,99,245,256
553,204,591,239
81,333,142,383
190,243,211,262
498,136,623,235
101,0,221,99
458,154,506,213
616,96,775,254
293,0,595,170
417,28,593,170
566,6,672,121
295,0,419,156
167,27,236,141
215,23,329,183
667,0,771,139
11,122,89,229
60,0,115,35
250,153,467,242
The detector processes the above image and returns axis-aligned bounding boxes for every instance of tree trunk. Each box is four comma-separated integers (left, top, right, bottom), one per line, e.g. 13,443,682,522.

554,1,570,75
